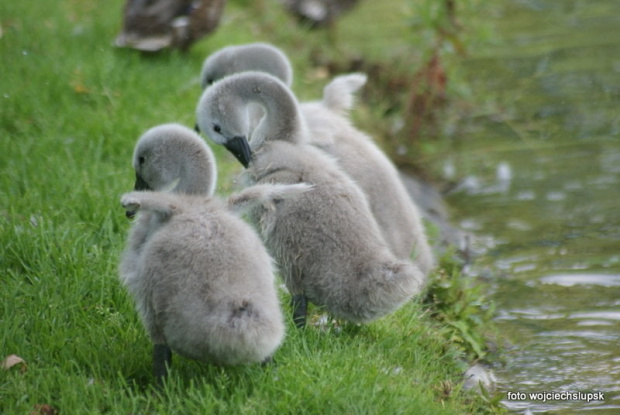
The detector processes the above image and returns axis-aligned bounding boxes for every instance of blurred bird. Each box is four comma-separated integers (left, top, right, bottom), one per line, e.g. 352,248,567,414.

278,0,360,29
115,0,226,52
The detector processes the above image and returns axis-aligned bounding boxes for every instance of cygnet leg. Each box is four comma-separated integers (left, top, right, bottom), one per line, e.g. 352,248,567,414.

261,355,274,367
291,294,307,328
153,344,172,381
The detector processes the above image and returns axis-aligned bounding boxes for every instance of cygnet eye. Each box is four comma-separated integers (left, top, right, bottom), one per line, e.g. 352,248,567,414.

138,156,146,166
207,78,214,85
213,124,221,133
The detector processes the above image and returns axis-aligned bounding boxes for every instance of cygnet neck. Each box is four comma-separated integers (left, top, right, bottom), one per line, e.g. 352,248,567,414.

176,150,216,196
235,73,308,148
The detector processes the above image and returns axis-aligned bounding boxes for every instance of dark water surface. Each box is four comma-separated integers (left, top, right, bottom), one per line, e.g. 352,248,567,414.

442,0,620,413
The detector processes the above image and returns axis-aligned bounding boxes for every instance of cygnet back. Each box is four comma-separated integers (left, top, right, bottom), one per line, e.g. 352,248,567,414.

120,191,285,374
200,43,293,89
301,101,435,272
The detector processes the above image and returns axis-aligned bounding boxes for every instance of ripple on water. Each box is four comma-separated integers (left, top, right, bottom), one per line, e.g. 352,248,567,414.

539,330,617,342
540,273,620,287
451,0,620,410
570,311,620,321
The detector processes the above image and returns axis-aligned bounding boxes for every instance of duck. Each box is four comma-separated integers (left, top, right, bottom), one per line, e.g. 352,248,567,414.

115,0,226,52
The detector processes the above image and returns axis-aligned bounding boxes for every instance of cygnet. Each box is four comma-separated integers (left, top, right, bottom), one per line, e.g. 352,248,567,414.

119,123,307,379
198,43,434,272
115,0,226,52
196,72,426,327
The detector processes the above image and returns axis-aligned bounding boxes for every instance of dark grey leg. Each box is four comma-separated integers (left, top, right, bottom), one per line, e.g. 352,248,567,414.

291,294,307,328
153,344,172,382
261,355,274,367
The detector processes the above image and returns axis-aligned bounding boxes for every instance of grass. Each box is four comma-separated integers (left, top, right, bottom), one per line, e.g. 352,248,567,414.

1,0,504,413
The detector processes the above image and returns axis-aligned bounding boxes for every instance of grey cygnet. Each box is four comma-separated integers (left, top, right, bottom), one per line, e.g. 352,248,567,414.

120,124,308,380
195,73,426,327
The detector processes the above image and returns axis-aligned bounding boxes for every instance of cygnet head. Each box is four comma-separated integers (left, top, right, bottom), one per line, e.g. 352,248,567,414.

132,123,217,196
200,43,293,89
196,72,306,168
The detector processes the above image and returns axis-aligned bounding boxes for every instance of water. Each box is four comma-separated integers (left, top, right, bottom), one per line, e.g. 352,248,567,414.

441,1,620,413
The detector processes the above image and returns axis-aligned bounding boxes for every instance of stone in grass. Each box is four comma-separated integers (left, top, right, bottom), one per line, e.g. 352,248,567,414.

1,354,26,371
463,363,497,393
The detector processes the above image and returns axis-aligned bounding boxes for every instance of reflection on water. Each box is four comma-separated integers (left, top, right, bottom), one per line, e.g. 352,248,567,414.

442,0,620,413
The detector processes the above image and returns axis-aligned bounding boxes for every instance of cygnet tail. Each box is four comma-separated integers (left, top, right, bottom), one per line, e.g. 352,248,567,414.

346,260,426,324
322,73,368,115
227,183,313,214
121,191,179,219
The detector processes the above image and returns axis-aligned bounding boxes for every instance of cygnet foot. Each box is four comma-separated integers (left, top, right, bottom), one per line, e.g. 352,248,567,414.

153,343,172,382
291,294,308,328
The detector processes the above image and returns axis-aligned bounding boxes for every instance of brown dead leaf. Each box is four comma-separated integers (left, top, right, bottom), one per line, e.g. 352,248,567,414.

2,354,26,370
71,68,90,94
30,404,59,415
73,83,90,94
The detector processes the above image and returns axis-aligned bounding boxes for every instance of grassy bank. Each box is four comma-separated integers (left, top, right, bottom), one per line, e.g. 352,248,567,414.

1,1,502,413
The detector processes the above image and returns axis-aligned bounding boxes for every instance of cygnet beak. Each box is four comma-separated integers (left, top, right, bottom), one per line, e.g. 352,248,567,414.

224,136,252,168
134,173,151,191
125,210,136,219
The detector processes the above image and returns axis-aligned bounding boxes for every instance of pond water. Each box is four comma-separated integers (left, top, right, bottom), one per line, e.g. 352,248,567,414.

442,0,620,413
